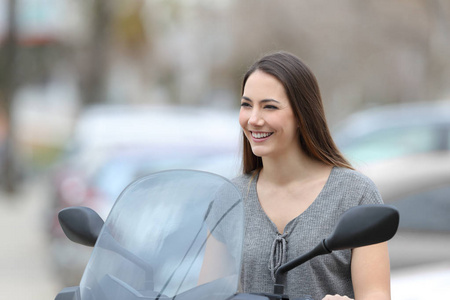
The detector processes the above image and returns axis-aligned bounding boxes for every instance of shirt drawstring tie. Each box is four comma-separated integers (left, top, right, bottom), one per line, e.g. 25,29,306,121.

269,232,288,282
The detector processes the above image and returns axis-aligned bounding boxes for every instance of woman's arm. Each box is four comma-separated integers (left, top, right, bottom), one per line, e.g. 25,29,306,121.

322,242,390,300
351,242,391,300
198,232,234,285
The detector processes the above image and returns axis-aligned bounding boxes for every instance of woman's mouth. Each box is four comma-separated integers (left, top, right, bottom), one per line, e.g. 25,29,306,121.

251,131,273,141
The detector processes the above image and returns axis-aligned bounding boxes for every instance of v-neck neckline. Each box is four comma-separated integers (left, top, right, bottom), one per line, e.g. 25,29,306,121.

251,167,336,234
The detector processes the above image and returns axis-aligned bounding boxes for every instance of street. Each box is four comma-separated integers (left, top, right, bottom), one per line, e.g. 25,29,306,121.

0,176,61,300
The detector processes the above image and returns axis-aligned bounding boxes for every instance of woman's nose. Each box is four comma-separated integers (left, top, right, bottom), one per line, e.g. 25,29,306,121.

248,110,264,126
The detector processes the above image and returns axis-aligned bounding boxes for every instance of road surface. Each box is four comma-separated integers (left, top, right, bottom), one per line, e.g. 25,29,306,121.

0,177,61,300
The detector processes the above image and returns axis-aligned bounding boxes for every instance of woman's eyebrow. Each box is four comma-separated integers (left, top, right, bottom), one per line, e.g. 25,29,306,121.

241,96,280,104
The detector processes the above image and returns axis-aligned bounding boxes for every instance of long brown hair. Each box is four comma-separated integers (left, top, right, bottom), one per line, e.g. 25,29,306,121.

241,51,353,174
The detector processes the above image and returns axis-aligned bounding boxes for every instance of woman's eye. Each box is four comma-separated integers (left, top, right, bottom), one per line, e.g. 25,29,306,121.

264,105,278,110
241,102,251,108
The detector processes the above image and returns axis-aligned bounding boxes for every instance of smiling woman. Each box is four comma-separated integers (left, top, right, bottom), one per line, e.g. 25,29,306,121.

218,51,392,300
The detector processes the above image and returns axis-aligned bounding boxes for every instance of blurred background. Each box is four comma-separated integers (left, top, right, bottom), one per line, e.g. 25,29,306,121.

1,0,449,299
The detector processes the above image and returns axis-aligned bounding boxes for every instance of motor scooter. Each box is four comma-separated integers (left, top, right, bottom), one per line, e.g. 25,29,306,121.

54,170,399,300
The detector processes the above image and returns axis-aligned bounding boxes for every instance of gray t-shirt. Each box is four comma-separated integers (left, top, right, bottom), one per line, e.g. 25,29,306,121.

231,167,384,299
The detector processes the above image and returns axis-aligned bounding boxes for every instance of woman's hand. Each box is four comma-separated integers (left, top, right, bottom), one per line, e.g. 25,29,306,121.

322,295,353,300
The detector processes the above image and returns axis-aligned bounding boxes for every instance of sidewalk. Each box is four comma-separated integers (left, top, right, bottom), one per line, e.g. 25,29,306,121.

0,177,61,300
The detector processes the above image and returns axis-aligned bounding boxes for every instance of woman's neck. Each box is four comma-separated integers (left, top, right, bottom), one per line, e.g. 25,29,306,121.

259,150,331,185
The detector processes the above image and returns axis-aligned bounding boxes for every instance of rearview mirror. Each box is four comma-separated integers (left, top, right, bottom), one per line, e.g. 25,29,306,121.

58,206,104,247
325,204,399,251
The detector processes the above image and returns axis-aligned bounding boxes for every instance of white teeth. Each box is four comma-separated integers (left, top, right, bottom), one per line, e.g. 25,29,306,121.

252,132,272,139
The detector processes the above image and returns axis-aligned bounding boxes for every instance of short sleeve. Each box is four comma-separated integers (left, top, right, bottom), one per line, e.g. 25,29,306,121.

359,178,384,205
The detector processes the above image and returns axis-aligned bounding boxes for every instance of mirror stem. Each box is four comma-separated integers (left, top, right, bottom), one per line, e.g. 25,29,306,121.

274,240,331,285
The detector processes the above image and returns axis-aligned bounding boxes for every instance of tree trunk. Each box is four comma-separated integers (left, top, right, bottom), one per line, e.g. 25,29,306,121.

0,0,19,194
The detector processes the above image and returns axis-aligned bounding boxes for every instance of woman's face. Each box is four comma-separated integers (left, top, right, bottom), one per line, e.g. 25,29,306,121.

239,70,300,159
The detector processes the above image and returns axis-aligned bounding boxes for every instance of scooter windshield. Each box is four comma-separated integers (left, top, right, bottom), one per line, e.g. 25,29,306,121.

79,170,244,300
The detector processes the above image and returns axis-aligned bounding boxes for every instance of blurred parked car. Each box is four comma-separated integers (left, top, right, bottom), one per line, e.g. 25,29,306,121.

50,104,241,212
48,104,241,286
334,100,450,167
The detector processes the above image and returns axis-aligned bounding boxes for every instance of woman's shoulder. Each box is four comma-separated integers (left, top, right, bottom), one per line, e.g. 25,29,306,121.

331,167,379,190
330,167,383,204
